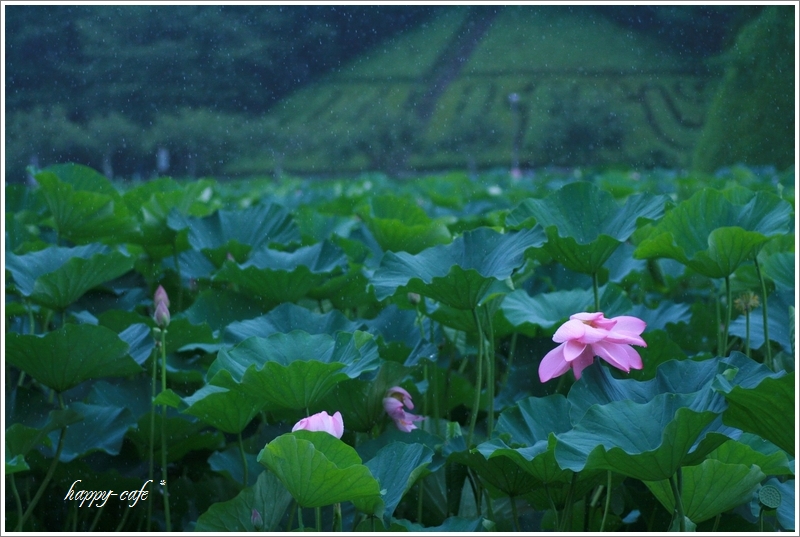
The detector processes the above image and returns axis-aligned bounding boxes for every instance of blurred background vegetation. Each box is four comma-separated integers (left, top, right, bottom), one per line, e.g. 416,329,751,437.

4,4,795,182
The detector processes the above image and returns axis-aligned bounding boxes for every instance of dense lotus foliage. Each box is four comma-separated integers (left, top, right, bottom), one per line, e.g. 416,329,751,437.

4,163,796,532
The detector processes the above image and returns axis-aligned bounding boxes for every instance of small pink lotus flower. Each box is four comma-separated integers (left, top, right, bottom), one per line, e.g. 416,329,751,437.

383,386,425,433
292,411,344,439
539,312,647,382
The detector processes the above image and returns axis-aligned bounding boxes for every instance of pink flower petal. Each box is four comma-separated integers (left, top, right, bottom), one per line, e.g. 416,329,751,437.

570,353,596,379
383,397,405,419
386,386,415,409
553,319,588,342
538,343,571,382
563,339,587,362
570,312,603,322
592,340,642,372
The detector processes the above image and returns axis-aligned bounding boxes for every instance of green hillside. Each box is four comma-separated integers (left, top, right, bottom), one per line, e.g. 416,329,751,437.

251,6,720,176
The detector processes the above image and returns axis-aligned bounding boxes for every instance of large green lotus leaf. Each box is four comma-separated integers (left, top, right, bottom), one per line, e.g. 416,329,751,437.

634,188,792,279
391,516,486,532
213,241,347,305
182,384,265,434
207,331,380,410
364,442,434,522
182,288,268,332
257,430,384,515
713,369,794,454
371,227,545,309
223,302,362,345
35,169,138,244
554,394,725,482
207,446,262,487
760,252,795,292
506,182,667,274
451,449,542,498
127,412,225,462
5,408,83,474
644,459,765,523
475,396,574,485
307,268,380,311
38,163,118,195
359,194,452,254
6,324,142,392
6,244,134,310
195,470,292,532
500,284,633,337
167,202,300,265
51,402,136,462
708,435,794,477
628,330,688,382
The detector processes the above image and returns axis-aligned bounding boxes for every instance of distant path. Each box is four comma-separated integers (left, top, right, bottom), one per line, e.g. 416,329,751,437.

408,7,501,123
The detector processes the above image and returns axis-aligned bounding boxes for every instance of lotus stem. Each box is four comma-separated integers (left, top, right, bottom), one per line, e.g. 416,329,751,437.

88,500,106,532
669,468,686,532
754,257,773,369
147,346,158,531
712,513,720,532
332,502,342,532
417,480,424,523
467,308,485,447
744,307,751,358
160,328,172,531
500,332,518,395
238,431,248,488
560,472,578,532
15,423,66,531
600,470,612,532
297,505,304,531
510,495,521,532
723,276,732,357
114,503,132,532
9,474,23,528
544,481,560,530
592,271,600,312
482,306,496,439
315,506,322,532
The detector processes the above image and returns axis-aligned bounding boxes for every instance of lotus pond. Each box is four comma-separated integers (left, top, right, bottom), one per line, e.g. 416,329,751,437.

3,164,797,532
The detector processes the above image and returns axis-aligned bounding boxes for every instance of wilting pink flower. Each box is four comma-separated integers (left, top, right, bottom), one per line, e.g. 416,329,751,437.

539,312,647,382
292,411,344,439
383,386,425,433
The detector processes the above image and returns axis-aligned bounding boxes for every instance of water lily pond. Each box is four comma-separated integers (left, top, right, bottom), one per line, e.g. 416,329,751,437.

4,164,796,532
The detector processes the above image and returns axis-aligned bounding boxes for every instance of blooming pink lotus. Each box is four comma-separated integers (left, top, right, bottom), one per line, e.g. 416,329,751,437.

383,386,425,433
292,411,344,439
539,312,647,382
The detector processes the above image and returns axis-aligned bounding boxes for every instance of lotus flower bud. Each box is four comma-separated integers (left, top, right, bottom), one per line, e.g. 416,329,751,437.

154,301,170,328
154,285,170,308
251,508,263,529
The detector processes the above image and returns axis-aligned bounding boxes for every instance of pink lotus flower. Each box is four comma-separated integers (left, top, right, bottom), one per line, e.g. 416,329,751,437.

539,312,647,382
292,411,344,439
383,386,425,433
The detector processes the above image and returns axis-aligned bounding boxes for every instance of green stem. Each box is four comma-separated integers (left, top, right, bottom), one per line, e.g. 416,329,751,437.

467,309,484,447
559,473,578,532
744,308,751,358
160,328,171,532
15,425,67,531
88,501,106,532
510,495,521,532
147,347,158,531
723,276,732,357
600,470,612,532
669,468,686,532
712,512,721,532
10,474,24,529
315,506,322,532
754,257,773,369
592,271,600,312
114,503,132,532
297,505,304,531
173,242,184,312
417,480,424,524
484,306,496,439
544,481,560,531
500,332,518,394
238,431,249,488
332,503,342,532
715,289,723,355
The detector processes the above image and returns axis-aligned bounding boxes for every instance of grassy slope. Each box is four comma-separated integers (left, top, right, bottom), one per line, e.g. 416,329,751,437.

239,6,718,176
